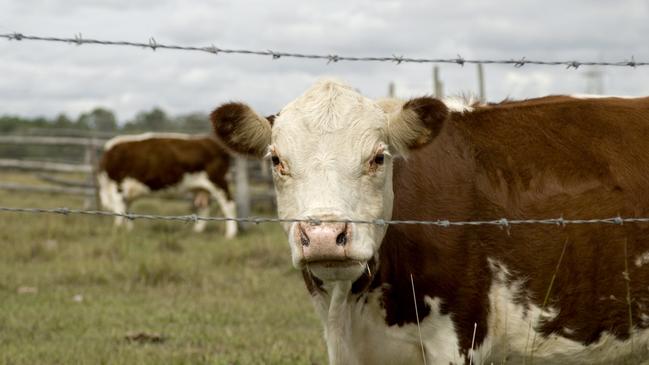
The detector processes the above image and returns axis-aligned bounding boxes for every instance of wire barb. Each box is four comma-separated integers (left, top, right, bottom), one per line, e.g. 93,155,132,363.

148,37,158,51
73,33,83,46
514,57,527,68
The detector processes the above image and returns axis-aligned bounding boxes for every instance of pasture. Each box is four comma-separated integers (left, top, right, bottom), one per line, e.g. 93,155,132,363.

0,172,326,364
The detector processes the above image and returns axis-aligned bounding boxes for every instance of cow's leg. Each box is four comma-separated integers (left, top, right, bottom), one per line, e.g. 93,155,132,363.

192,168,237,238
98,172,130,229
203,180,237,239
211,187,237,239
119,177,151,230
113,194,132,230
192,189,211,233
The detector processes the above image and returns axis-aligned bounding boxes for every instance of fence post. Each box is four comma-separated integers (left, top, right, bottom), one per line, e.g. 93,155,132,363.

83,141,100,209
477,63,486,103
388,82,396,98
433,66,444,98
234,157,251,231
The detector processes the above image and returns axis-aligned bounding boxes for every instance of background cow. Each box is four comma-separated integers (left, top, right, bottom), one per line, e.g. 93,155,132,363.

98,132,237,238
210,79,649,364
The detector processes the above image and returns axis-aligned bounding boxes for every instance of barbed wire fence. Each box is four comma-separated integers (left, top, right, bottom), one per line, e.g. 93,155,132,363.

2,31,649,229
1,206,648,229
1,32,646,68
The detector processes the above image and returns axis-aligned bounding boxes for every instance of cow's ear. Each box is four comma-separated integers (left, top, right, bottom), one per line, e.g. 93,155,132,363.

210,102,272,158
386,97,448,154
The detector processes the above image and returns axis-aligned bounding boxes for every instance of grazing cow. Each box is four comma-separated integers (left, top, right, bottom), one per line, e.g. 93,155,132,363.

210,79,649,364
98,132,237,237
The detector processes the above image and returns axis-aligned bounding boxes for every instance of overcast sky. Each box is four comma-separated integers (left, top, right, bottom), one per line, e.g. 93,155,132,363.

1,0,648,123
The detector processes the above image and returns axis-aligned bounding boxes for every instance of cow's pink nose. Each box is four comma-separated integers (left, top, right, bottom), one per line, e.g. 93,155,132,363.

298,222,350,262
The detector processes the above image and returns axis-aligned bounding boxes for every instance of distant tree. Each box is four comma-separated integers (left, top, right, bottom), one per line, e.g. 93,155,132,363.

123,107,170,132
174,113,210,133
0,116,24,133
77,107,117,132
53,113,74,129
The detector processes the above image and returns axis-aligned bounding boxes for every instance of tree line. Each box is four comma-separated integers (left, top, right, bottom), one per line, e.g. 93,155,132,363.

0,107,211,136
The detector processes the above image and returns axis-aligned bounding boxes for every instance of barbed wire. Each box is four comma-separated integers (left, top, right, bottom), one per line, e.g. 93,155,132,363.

2,206,649,228
1,32,646,69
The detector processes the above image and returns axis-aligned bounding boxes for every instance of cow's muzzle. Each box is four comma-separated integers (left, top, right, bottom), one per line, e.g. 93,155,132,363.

298,221,352,264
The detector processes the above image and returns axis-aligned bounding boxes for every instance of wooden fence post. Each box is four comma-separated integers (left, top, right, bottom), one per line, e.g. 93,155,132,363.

234,157,251,230
477,63,486,103
433,66,444,98
88,138,101,209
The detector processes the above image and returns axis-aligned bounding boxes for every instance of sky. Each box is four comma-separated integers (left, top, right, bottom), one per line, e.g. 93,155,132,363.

1,0,648,123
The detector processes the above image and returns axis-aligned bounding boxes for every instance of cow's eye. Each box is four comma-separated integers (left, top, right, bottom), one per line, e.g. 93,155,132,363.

271,155,280,166
373,153,385,165
270,154,289,176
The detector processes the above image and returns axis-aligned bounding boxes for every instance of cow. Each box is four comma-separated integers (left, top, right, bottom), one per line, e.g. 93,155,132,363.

98,132,237,238
209,79,649,364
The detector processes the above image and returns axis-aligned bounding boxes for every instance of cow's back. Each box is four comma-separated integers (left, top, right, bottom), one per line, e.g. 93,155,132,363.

100,135,228,191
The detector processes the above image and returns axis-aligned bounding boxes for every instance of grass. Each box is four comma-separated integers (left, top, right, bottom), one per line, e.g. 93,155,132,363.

0,177,326,364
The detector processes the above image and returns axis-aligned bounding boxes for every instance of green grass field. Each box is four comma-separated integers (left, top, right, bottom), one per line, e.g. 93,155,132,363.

0,174,326,364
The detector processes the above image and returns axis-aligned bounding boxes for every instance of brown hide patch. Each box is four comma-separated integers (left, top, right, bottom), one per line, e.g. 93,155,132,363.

351,95,649,356
210,102,272,157
100,136,231,198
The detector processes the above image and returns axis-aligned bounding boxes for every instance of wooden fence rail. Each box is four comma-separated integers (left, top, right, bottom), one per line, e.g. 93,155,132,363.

0,182,94,196
0,135,106,147
0,159,93,173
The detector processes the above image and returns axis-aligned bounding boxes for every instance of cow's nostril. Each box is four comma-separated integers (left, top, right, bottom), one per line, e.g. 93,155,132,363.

336,232,347,246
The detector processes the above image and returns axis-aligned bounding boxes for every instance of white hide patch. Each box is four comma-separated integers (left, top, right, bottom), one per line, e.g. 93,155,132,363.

98,172,124,213
311,283,464,365
120,177,151,200
480,258,649,364
635,251,649,268
104,132,208,150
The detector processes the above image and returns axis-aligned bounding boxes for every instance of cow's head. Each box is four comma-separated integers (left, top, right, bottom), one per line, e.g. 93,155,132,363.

211,80,448,282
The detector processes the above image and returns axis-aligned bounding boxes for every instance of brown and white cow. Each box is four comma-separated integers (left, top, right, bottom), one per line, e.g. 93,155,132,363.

98,132,237,237
210,79,649,364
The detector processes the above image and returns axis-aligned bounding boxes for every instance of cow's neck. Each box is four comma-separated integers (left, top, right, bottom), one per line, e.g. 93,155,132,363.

323,281,358,365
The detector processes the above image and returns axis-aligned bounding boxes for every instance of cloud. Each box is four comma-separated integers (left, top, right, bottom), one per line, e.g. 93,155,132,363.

0,0,648,123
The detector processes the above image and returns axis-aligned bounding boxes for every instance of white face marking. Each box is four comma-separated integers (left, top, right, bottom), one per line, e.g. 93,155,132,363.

271,80,393,280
